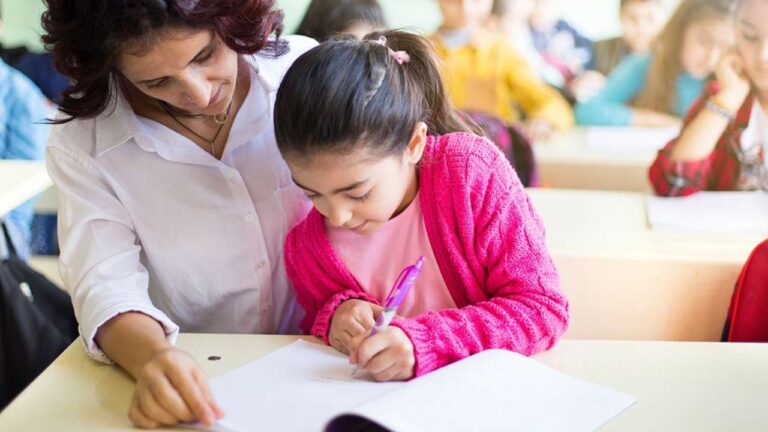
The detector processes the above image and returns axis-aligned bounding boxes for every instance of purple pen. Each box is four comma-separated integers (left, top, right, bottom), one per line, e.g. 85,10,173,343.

352,256,425,377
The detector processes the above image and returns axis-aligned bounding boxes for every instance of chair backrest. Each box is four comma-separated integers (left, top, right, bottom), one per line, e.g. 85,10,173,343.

722,239,768,342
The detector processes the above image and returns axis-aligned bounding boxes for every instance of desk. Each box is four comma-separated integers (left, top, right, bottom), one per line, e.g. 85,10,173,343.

1,334,766,431
528,188,762,341
0,161,52,217
535,129,655,192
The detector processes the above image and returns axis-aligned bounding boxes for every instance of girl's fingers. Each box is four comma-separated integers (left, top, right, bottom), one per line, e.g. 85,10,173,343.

147,374,194,423
370,361,404,383
355,333,390,369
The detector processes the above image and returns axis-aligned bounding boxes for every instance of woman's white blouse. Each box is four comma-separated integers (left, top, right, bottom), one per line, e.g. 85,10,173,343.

46,36,317,363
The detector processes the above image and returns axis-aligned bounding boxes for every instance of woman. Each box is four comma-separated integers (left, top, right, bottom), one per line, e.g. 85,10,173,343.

42,0,315,428
650,0,768,196
575,0,735,127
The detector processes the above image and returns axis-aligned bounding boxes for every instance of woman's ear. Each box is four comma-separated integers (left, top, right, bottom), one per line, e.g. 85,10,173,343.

405,122,428,164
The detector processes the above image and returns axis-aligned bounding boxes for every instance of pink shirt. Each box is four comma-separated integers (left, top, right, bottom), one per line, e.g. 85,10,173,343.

326,194,457,318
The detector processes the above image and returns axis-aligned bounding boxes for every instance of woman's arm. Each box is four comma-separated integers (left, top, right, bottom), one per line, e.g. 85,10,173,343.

47,144,221,428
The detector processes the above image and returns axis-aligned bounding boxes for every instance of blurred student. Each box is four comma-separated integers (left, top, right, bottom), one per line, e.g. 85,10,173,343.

295,0,386,41
0,8,50,259
576,0,735,127
432,0,573,142
650,0,768,196
592,0,665,76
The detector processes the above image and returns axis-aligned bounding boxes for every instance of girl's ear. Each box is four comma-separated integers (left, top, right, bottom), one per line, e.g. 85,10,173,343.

405,122,428,164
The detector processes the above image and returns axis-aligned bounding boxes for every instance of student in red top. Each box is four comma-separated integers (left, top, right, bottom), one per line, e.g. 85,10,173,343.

649,0,768,196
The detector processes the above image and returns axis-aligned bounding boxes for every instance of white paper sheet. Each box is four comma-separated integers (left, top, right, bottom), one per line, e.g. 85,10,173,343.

206,340,635,432
585,127,679,155
646,192,768,235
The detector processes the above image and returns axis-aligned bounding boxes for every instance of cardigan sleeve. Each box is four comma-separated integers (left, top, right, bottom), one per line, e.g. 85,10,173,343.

574,53,650,126
392,150,569,377
284,214,378,340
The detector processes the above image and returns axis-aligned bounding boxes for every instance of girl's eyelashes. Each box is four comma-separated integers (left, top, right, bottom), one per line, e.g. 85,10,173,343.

742,31,759,43
305,194,320,201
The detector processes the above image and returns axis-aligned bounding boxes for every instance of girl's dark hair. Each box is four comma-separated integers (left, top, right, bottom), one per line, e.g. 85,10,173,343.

274,30,473,162
41,0,286,123
296,0,386,42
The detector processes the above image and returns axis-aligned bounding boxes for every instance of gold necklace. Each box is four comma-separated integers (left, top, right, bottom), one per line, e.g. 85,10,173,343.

159,100,233,157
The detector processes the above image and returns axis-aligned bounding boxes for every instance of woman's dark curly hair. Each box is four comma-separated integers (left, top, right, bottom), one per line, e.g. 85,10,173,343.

41,0,286,123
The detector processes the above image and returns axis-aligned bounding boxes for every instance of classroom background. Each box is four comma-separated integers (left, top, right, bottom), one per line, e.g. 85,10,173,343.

1,0,682,48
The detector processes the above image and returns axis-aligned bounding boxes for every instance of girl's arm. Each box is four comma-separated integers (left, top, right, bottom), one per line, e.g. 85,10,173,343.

391,149,569,377
575,54,650,126
648,54,752,197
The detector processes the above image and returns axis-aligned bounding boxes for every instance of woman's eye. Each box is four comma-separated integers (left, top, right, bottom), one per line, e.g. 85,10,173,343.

146,79,168,89
196,48,215,63
350,192,370,202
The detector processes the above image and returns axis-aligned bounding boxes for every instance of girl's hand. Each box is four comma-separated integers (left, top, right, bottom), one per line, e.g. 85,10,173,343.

349,327,415,382
715,50,751,111
129,348,224,429
568,70,606,102
329,299,383,355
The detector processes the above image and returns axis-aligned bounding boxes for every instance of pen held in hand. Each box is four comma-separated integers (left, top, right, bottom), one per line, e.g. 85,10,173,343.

351,256,425,377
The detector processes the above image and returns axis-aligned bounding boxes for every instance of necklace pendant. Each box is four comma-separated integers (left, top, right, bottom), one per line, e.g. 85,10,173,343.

213,112,228,125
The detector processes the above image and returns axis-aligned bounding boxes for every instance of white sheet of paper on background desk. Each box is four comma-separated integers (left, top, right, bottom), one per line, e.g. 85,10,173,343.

585,127,679,154
205,340,635,432
646,191,768,235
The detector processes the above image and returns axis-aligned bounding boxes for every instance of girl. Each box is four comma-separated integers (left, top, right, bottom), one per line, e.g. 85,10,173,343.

576,0,734,127
296,0,386,42
650,0,768,196
275,31,569,381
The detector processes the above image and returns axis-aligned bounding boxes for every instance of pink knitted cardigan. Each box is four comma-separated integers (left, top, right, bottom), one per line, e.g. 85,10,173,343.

284,132,569,377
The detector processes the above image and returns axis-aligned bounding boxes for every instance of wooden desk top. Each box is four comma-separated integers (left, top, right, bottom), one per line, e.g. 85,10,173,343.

1,334,766,431
527,188,762,264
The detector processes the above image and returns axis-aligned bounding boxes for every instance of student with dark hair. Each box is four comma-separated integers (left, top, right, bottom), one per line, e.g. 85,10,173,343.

275,31,569,382
295,0,386,41
41,0,316,428
592,0,665,76
650,0,768,196
0,1,50,259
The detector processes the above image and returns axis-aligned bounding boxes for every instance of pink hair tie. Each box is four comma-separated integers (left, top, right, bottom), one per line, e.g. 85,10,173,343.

373,35,411,65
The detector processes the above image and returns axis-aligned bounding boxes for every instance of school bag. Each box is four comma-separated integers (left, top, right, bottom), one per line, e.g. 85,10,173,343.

458,111,539,187
722,239,768,342
0,221,78,410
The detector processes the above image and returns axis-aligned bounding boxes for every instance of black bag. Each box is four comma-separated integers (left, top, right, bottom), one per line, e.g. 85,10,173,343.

0,222,78,410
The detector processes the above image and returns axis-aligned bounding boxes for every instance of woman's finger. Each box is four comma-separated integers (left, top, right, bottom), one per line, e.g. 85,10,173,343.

166,366,214,426
129,395,162,429
137,387,179,426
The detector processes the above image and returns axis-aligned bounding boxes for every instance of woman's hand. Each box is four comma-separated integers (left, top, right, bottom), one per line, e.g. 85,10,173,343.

349,327,415,382
715,50,751,111
129,348,224,429
329,299,383,355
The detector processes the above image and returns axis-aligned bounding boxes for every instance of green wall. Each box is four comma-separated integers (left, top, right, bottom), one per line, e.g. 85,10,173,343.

1,0,680,52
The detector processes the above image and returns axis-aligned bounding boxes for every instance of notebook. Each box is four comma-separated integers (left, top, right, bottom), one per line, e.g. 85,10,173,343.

585,126,679,155
198,340,635,432
646,192,768,235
